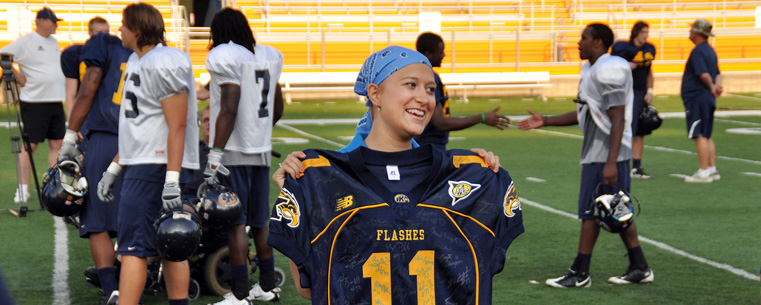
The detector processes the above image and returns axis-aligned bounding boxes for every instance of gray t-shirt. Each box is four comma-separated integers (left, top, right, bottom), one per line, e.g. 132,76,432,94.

579,92,633,164
577,54,634,164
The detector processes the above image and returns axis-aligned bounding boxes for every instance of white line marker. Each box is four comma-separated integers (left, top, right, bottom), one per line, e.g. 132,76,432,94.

525,177,546,183
276,124,345,148
741,172,761,177
669,173,689,179
519,197,759,281
715,118,761,127
53,217,70,305
529,128,761,166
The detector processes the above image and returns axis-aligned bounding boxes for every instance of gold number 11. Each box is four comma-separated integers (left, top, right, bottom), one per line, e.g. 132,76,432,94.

362,250,435,305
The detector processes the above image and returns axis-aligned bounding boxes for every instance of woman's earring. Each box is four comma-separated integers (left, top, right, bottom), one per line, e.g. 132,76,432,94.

377,106,381,110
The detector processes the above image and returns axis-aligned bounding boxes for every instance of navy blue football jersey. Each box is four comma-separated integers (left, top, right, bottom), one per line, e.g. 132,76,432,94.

81,33,133,136
61,44,89,136
61,44,85,82
414,72,450,149
268,145,524,305
611,41,655,92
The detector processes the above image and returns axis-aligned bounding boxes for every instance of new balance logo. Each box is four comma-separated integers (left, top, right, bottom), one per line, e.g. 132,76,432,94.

336,195,353,212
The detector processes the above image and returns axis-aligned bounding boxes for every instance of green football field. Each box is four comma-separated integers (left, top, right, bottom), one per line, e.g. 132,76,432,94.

0,93,759,304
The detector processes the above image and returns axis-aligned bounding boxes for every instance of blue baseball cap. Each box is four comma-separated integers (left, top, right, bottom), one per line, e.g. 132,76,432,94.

36,7,62,22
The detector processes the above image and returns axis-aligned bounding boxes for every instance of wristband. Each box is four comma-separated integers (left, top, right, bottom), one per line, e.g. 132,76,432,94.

165,170,180,184
647,88,653,94
481,112,486,124
208,149,224,165
106,162,122,176
211,147,224,153
64,129,78,142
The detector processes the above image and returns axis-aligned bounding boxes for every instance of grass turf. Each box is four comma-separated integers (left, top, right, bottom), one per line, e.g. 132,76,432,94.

0,93,759,304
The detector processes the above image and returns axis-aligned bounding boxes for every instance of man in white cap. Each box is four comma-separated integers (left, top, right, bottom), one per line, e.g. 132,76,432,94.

681,18,723,183
0,7,66,203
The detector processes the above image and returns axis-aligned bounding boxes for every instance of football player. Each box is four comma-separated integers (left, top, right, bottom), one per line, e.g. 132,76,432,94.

268,46,524,304
611,21,656,179
518,23,653,288
413,32,511,150
58,16,130,304
203,8,284,304
96,3,199,305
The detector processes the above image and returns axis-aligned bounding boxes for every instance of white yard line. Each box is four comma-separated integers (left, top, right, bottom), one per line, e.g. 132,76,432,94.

276,124,345,148
519,197,759,281
741,172,761,177
53,217,70,305
528,128,761,166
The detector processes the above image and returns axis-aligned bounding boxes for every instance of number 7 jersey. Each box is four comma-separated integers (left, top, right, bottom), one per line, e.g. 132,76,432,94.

206,42,283,154
268,146,525,305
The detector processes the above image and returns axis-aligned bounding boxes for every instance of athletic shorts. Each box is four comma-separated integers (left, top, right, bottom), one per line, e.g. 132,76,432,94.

19,101,66,143
578,161,631,220
218,165,270,228
117,173,163,258
683,94,716,139
79,132,121,238
632,90,653,137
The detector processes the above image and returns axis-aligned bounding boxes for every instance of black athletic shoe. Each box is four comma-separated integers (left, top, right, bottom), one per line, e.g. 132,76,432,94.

608,267,654,284
630,167,652,180
545,269,591,288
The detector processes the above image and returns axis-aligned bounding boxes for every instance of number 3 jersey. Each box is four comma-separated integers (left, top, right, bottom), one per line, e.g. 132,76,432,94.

268,145,524,305
118,44,199,170
206,42,283,155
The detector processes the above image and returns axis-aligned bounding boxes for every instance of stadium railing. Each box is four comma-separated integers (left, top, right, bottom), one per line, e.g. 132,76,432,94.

0,3,190,52
275,71,551,103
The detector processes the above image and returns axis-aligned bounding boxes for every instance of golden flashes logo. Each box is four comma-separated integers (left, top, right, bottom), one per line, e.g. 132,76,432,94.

447,181,481,206
335,195,354,212
218,192,239,206
271,188,300,228
394,194,409,203
503,182,521,217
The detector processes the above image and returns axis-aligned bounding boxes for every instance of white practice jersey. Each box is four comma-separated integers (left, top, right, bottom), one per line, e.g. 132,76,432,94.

118,44,200,170
206,42,283,154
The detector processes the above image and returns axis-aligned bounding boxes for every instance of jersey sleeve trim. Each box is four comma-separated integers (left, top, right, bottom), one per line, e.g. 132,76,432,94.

303,155,331,172
453,155,487,168
418,204,496,237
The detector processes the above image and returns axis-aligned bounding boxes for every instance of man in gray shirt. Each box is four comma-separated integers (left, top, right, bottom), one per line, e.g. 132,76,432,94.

518,23,652,288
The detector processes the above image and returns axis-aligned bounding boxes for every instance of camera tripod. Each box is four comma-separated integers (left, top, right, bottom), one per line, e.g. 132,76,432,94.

1,53,43,217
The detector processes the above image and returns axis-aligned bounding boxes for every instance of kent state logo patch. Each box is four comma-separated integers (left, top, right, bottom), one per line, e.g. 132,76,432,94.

447,180,481,206
503,181,521,217
394,194,410,203
219,192,240,206
271,188,301,228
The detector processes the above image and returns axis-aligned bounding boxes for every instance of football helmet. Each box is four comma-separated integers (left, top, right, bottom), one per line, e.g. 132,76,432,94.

41,158,88,217
593,190,635,233
638,105,663,133
198,183,242,228
154,205,202,262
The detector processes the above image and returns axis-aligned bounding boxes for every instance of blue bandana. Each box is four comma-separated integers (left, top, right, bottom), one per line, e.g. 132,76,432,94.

354,46,431,106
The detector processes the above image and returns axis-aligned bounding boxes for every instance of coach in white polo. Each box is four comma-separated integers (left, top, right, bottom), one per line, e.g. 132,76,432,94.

0,7,66,204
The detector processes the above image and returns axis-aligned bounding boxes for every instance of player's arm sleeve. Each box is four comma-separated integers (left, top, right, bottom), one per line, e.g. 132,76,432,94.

267,180,312,265
60,48,79,79
610,42,627,58
596,61,630,108
206,47,242,86
492,170,524,275
690,49,709,75
144,55,193,101
82,33,108,70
